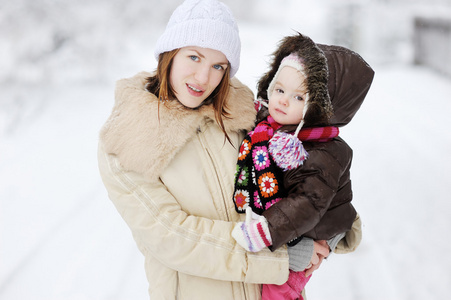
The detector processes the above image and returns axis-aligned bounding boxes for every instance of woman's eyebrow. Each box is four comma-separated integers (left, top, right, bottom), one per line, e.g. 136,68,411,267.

191,49,206,58
189,49,228,65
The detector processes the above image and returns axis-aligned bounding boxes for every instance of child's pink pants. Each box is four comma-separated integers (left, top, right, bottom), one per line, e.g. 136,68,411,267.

262,270,311,300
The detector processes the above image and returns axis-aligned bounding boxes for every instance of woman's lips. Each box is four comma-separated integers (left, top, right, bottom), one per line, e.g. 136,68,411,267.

187,84,204,96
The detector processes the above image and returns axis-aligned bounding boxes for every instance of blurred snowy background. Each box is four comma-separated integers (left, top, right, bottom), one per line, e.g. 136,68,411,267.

1,0,451,299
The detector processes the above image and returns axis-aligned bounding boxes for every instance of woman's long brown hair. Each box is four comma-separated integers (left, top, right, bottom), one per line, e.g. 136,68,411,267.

146,50,232,144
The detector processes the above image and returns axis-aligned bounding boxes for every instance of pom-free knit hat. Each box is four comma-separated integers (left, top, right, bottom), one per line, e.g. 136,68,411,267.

267,53,310,130
154,0,241,77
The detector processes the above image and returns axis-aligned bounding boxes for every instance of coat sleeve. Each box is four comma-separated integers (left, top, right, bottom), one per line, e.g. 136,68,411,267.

263,147,345,249
98,143,289,285
334,213,362,254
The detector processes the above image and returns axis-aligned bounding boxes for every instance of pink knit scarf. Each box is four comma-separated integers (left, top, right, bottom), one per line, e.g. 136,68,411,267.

267,116,339,171
297,126,339,142
266,115,339,142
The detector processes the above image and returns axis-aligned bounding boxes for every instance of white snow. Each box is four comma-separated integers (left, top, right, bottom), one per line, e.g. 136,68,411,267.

1,1,451,299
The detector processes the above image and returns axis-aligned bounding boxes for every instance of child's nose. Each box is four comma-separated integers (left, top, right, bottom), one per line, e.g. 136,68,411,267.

279,95,289,106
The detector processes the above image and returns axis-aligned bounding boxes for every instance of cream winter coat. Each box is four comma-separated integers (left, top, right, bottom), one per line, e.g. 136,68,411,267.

98,72,290,299
98,72,362,299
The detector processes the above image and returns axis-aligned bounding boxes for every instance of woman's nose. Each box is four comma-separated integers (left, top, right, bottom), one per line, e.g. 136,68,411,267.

194,66,210,84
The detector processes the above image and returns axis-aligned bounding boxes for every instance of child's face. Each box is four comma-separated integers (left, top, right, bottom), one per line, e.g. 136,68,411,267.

170,46,229,108
268,66,307,125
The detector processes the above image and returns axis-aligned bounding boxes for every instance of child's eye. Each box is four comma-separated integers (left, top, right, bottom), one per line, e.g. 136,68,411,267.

190,55,200,62
275,88,284,94
295,95,304,101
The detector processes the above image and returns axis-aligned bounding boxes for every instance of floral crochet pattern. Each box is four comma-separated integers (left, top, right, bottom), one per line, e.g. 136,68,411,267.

233,116,286,215
253,146,270,171
251,166,257,185
238,138,251,161
265,198,282,210
258,172,279,198
253,191,262,209
234,190,249,212
236,166,249,186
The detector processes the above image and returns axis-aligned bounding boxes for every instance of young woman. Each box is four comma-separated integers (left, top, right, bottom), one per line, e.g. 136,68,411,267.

97,0,362,299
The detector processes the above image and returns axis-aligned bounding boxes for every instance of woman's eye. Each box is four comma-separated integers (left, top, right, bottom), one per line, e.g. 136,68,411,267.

190,55,199,62
213,64,224,71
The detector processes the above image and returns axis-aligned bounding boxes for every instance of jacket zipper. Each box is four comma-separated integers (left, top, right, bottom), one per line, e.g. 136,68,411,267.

197,126,247,300
196,126,231,221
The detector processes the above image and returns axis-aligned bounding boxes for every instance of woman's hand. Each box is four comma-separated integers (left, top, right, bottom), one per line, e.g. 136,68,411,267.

305,240,329,277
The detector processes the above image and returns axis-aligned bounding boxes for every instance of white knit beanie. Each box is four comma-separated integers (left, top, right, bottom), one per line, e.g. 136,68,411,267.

154,0,241,77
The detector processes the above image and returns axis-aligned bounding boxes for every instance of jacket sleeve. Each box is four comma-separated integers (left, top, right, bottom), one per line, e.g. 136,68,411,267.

98,143,289,285
263,147,345,249
334,213,362,254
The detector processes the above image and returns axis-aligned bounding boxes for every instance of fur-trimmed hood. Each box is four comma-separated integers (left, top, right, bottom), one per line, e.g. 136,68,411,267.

257,33,332,127
257,33,374,128
99,71,256,181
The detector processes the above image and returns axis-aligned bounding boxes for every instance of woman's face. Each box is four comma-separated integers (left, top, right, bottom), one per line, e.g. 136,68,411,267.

170,46,229,108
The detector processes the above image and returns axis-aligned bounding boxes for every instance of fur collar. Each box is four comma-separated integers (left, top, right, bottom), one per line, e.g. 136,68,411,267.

99,71,256,182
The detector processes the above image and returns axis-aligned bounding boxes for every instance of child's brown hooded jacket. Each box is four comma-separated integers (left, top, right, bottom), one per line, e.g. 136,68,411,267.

257,35,375,249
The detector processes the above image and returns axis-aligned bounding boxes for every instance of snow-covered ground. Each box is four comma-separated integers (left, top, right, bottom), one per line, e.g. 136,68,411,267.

2,1,451,299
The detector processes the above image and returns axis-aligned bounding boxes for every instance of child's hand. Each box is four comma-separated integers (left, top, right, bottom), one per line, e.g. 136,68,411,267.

305,240,329,277
232,207,272,252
